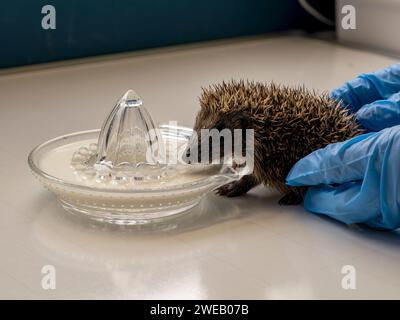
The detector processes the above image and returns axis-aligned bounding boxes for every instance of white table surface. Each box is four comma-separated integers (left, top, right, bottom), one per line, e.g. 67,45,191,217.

1,34,399,299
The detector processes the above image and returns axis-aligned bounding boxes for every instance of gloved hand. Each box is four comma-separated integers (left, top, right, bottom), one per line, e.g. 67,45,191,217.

331,64,400,132
286,64,400,230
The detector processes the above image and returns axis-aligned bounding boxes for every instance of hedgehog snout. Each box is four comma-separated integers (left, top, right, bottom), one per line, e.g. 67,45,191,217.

184,131,225,165
182,132,201,164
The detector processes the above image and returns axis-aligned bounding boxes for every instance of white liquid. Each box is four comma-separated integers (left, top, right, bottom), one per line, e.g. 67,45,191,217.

39,139,219,191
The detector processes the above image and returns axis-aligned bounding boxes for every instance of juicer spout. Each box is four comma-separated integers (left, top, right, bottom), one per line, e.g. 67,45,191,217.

95,90,165,169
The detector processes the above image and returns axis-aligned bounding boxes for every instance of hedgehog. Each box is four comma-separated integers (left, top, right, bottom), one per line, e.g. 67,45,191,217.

189,80,362,205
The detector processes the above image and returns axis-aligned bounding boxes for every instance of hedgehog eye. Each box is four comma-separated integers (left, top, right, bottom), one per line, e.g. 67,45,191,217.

215,123,224,131
214,125,221,131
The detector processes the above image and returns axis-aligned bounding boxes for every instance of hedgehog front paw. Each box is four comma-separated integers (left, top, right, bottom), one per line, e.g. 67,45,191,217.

216,181,247,197
216,175,259,197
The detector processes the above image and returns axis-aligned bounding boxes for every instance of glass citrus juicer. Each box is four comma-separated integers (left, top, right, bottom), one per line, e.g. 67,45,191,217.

28,90,249,225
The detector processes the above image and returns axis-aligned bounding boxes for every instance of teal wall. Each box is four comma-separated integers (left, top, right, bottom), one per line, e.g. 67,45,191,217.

0,0,331,69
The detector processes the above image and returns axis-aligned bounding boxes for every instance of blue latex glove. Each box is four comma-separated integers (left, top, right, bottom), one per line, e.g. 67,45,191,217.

331,64,400,131
287,64,400,230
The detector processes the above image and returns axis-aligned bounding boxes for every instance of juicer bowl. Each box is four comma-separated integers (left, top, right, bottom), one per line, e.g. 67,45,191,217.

28,125,244,225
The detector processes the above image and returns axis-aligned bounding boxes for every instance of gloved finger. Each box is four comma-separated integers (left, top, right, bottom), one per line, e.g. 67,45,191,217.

303,126,400,230
356,91,400,132
331,64,400,113
303,181,379,225
286,130,380,186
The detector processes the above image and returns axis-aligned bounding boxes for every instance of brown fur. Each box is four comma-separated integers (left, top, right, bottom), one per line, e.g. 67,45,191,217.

192,80,362,205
